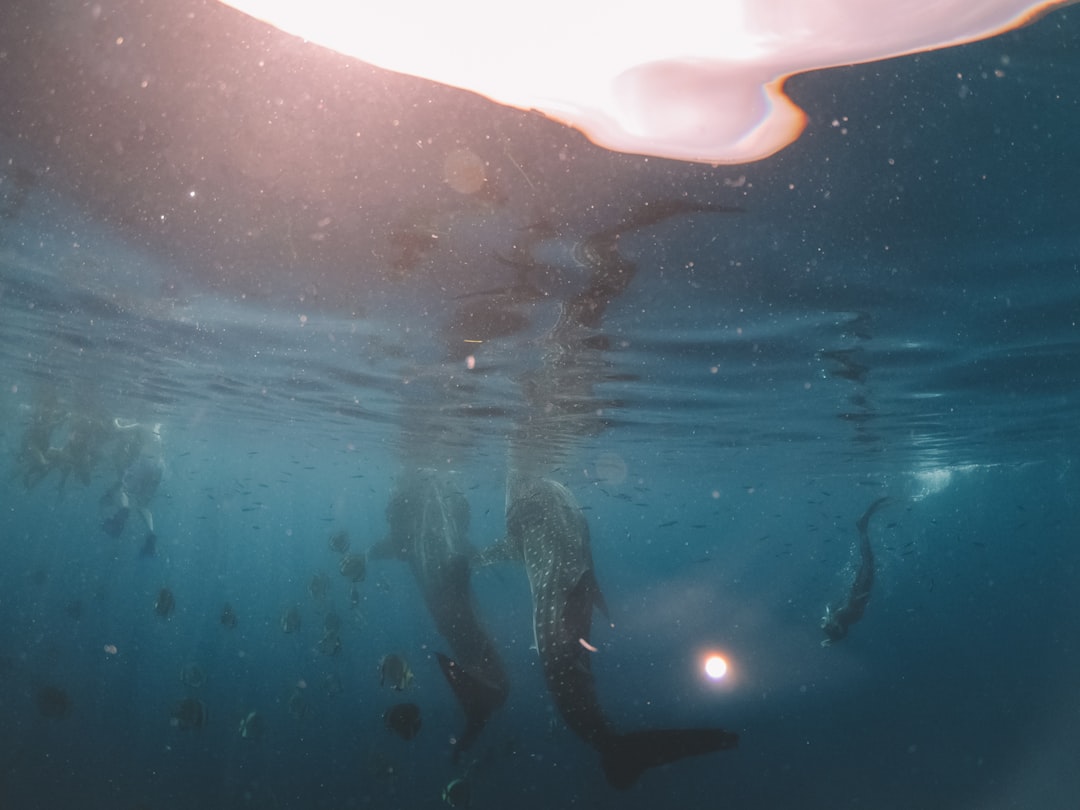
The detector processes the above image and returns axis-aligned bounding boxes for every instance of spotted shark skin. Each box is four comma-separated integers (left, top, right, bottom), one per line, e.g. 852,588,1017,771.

488,474,738,788
370,469,509,757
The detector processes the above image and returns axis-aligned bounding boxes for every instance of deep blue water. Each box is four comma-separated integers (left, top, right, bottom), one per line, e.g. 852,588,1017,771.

2,2,1079,809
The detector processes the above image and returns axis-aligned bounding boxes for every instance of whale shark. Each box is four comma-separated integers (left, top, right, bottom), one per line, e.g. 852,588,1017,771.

821,496,890,645
369,469,509,757
482,473,739,789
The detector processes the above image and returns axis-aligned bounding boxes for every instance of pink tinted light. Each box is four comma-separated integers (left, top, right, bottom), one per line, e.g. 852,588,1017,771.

216,0,1070,164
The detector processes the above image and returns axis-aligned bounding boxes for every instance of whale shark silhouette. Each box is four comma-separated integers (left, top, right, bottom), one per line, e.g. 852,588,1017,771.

821,496,890,645
370,469,509,757
482,473,738,788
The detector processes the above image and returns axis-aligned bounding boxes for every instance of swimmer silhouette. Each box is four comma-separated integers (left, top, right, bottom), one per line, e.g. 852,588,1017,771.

821,496,890,645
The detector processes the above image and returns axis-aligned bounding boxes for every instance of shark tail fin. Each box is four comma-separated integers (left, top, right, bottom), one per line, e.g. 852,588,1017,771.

436,652,508,760
600,727,739,790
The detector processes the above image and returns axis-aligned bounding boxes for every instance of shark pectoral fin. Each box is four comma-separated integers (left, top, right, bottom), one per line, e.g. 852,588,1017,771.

572,569,611,622
601,727,739,790
474,537,519,566
591,575,612,623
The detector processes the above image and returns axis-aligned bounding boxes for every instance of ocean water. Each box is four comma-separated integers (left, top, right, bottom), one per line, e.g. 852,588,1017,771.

2,2,1079,809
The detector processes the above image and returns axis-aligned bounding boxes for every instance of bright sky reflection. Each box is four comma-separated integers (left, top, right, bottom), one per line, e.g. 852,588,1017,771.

216,0,1071,164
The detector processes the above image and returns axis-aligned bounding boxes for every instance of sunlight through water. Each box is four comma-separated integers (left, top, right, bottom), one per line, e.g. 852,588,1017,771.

216,0,1071,163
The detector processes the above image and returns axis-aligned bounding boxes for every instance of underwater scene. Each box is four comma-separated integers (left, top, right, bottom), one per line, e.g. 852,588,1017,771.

1,2,1079,809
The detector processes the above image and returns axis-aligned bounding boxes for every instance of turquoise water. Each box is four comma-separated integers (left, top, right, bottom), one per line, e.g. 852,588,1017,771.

2,2,1079,809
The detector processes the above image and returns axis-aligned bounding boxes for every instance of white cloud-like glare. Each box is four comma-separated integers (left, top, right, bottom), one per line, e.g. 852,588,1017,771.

216,0,1070,164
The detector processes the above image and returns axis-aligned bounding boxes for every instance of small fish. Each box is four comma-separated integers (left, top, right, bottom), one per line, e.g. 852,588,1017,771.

281,605,301,634
288,688,312,720
308,572,330,601
383,702,421,740
339,553,366,582
154,587,175,619
317,632,342,656
170,698,207,730
238,710,265,740
220,603,238,628
328,531,350,554
36,685,72,719
179,662,206,688
442,777,471,808
379,654,414,691
323,672,343,696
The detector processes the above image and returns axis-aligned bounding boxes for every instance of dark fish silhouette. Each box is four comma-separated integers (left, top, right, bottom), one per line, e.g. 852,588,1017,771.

36,685,72,719
170,698,207,730
220,602,238,628
370,470,509,758
821,496,890,645
328,530,350,554
280,604,301,634
379,653,414,691
442,775,471,808
154,587,175,619
339,553,366,582
308,572,330,601
384,702,422,740
484,475,738,789
238,710,265,740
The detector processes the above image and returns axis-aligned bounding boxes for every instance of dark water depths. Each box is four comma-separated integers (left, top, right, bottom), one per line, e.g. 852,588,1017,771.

1,2,1079,809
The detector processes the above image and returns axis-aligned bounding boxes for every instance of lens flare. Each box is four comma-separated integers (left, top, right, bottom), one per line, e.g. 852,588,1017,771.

698,648,738,693
704,654,728,681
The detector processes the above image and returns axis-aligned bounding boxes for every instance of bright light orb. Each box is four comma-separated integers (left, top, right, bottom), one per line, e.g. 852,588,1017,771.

704,654,728,681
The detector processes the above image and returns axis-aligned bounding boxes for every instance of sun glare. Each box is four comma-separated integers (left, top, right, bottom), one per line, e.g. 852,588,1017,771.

704,654,728,681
